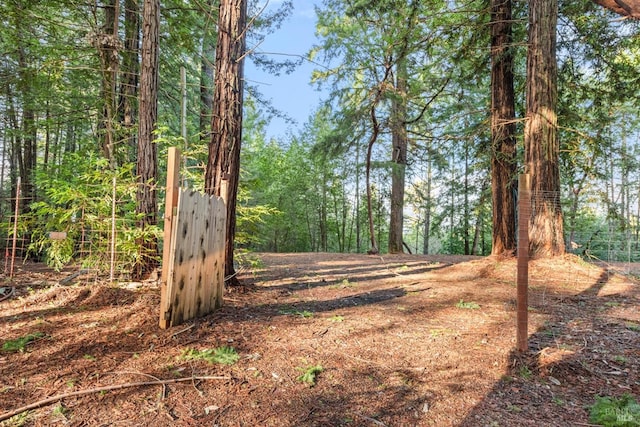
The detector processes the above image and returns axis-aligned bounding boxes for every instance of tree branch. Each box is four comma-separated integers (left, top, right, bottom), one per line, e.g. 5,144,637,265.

0,376,231,422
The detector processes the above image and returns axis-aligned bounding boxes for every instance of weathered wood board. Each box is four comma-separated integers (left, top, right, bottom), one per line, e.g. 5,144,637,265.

161,188,226,328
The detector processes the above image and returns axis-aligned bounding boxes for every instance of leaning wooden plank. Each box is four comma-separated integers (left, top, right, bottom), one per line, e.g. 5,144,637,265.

159,147,181,329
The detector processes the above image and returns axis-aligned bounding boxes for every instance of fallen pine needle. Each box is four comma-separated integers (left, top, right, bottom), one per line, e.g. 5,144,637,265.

0,375,230,422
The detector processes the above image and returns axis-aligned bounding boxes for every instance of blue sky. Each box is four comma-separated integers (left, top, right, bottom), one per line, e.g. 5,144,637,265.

246,0,322,141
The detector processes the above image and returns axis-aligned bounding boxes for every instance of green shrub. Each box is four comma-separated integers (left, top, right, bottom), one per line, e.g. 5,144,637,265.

589,394,640,427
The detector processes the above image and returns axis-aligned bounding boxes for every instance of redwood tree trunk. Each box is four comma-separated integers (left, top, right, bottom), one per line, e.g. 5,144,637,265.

200,0,216,144
204,0,248,285
134,0,160,279
490,0,517,257
525,0,565,257
97,0,120,167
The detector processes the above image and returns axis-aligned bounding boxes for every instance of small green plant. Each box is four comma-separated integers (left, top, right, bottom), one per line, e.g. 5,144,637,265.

279,308,314,318
328,315,344,322
83,354,96,361
181,346,239,365
52,404,68,419
297,365,323,386
456,299,480,310
340,278,356,288
518,365,532,380
625,322,640,332
2,332,44,352
589,394,640,427
2,411,30,427
613,355,628,364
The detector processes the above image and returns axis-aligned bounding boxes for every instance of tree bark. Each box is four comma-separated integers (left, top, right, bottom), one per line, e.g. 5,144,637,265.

490,0,517,257
119,0,140,162
134,0,160,279
388,59,408,254
204,0,248,286
200,0,216,144
97,0,120,167
423,158,432,255
525,0,565,257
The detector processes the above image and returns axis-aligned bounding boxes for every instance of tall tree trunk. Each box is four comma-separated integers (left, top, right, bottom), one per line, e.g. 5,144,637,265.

365,106,380,255
204,0,248,286
15,30,37,211
472,179,490,255
96,0,120,167
200,0,216,144
525,0,565,257
134,0,160,279
423,158,432,255
119,0,140,162
490,0,517,257
388,59,408,254
355,143,361,252
463,139,470,255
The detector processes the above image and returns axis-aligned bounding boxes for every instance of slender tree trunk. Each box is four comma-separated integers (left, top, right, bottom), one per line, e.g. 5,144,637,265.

490,0,517,257
464,140,470,255
204,0,248,286
525,0,565,257
200,0,216,144
365,106,380,255
472,179,489,255
423,159,432,255
355,143,361,252
119,0,140,162
96,0,120,167
134,0,160,279
16,35,37,210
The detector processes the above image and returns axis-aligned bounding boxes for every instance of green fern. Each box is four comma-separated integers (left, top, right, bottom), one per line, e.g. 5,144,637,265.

297,365,323,386
2,332,44,352
180,346,239,365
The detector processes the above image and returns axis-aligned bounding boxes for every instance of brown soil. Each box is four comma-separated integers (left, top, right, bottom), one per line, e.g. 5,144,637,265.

0,253,638,426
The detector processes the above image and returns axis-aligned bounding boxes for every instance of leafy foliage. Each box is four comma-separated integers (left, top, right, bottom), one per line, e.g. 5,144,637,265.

589,394,640,427
180,346,240,365
26,154,160,274
296,365,324,386
456,299,480,310
2,332,44,353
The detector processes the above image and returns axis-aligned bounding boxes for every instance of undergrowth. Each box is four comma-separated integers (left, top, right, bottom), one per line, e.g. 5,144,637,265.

589,394,640,427
180,346,239,365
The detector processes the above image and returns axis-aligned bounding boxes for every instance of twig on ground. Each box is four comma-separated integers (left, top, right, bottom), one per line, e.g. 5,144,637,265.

59,269,89,286
111,371,166,398
0,375,230,422
170,323,195,338
354,412,388,427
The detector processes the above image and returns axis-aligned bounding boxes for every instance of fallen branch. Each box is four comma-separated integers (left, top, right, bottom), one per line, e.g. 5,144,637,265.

0,287,15,303
59,269,89,286
0,375,230,422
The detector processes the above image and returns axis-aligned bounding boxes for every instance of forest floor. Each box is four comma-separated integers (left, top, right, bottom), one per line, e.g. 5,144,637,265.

0,252,639,426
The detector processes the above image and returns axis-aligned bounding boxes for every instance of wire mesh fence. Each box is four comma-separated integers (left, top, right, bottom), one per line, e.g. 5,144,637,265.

0,177,160,282
518,185,639,309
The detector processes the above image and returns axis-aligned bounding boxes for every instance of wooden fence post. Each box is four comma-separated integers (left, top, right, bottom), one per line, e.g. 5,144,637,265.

110,177,117,282
159,147,181,329
517,173,531,352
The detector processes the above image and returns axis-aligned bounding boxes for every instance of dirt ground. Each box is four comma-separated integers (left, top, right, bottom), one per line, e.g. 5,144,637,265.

0,252,638,426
